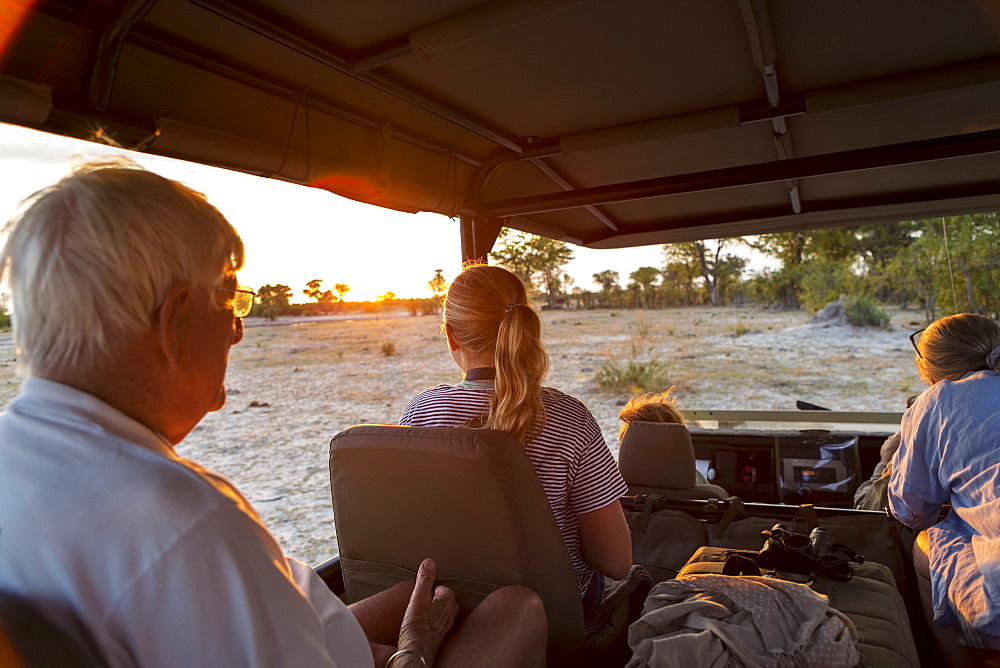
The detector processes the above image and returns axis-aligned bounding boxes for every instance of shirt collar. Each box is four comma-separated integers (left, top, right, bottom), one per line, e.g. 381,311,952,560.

18,377,175,456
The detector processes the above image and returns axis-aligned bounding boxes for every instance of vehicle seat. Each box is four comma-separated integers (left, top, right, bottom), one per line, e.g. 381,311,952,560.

329,424,595,665
618,421,728,499
0,591,104,667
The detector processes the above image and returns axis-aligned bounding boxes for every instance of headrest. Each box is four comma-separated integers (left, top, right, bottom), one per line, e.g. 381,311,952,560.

618,421,696,490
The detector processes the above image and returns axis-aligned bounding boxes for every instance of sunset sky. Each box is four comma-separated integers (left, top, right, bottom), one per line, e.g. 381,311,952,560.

0,122,737,302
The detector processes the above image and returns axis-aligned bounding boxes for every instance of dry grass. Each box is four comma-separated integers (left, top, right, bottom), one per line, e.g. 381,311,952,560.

0,306,924,565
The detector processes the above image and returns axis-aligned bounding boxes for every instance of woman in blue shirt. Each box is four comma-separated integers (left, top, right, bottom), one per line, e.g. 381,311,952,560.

889,313,1000,662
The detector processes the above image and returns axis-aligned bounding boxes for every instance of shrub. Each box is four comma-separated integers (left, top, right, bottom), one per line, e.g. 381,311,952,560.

380,341,397,356
844,297,890,327
634,312,652,338
594,358,671,394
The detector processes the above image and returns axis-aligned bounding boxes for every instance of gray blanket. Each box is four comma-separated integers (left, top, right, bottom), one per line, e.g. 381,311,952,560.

627,574,859,667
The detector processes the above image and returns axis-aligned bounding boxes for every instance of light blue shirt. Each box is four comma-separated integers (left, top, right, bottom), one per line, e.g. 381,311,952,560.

889,370,1000,646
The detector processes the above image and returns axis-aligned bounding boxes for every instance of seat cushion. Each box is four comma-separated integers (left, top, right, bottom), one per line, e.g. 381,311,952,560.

676,546,920,667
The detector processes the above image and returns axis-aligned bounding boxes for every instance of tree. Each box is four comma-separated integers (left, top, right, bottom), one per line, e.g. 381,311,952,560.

592,270,621,308
427,269,447,314
490,229,574,307
303,279,335,309
886,235,942,322
663,239,743,306
628,267,660,309
254,284,292,320
885,214,1000,320
332,283,351,313
746,231,811,309
427,270,447,298
374,291,396,321
660,260,698,306
0,293,10,330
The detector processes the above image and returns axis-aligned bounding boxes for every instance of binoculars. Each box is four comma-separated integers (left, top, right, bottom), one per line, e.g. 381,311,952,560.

757,524,835,572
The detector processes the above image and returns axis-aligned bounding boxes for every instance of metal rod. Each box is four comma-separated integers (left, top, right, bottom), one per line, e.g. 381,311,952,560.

481,129,1000,218
351,34,413,72
526,157,621,233
87,0,158,109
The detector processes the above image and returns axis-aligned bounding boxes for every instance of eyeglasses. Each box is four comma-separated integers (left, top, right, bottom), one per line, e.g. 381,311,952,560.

909,328,926,359
200,285,256,318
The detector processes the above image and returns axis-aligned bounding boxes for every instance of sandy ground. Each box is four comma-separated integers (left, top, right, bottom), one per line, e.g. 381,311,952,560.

0,306,926,565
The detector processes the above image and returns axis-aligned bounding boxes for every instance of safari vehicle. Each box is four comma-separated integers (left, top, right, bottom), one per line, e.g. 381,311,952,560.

2,0,999,665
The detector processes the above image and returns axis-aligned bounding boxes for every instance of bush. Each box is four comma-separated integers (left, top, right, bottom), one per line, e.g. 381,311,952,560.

594,358,671,394
634,312,652,338
844,297,890,327
380,340,397,356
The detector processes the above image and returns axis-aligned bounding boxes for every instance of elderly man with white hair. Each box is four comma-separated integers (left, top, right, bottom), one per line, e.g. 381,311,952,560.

0,161,546,667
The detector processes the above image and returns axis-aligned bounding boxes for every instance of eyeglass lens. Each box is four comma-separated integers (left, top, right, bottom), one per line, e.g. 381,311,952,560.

233,288,254,317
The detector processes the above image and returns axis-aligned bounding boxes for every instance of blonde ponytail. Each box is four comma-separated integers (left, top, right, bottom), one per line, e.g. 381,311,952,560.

445,265,549,443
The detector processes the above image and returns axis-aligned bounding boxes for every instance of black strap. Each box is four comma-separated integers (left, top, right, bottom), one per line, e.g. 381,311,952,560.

464,367,496,381
710,497,747,540
637,494,663,534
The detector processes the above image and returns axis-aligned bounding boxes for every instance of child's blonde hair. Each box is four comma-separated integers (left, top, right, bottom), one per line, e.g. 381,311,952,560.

617,389,684,442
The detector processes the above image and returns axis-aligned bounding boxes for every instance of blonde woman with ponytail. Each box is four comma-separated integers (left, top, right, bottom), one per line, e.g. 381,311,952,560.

400,264,632,620
889,313,1000,659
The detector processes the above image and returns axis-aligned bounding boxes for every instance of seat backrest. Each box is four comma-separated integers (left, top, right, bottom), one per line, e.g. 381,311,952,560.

618,421,728,499
328,424,584,659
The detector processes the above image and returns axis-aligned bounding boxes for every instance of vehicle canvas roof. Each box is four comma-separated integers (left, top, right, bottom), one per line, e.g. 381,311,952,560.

2,0,998,257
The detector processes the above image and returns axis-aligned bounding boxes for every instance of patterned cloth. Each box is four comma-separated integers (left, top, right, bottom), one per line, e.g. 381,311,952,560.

401,383,628,596
889,370,1000,647
627,574,859,667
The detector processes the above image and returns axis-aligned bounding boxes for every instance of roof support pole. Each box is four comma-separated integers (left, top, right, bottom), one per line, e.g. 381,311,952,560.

460,215,503,265
88,0,159,110
739,0,802,214
481,129,1000,218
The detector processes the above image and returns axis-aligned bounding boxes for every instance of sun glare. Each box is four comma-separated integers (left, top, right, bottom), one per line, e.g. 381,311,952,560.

0,0,33,61
0,123,672,303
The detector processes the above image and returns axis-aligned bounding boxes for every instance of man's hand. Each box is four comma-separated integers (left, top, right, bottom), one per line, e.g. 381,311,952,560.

880,431,902,463
395,558,457,666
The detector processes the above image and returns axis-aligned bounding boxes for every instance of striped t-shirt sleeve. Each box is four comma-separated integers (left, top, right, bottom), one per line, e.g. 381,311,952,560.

550,393,628,515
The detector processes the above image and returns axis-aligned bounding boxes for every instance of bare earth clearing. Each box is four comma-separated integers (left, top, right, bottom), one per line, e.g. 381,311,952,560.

0,307,926,565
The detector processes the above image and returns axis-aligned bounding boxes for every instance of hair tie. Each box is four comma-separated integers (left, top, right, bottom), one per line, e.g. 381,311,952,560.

986,345,1000,370
504,303,520,314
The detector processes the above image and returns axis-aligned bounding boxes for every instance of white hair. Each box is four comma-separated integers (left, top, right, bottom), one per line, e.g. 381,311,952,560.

1,159,244,377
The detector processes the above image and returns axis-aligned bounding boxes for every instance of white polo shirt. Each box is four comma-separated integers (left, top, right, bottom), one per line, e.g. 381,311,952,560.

0,377,372,667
